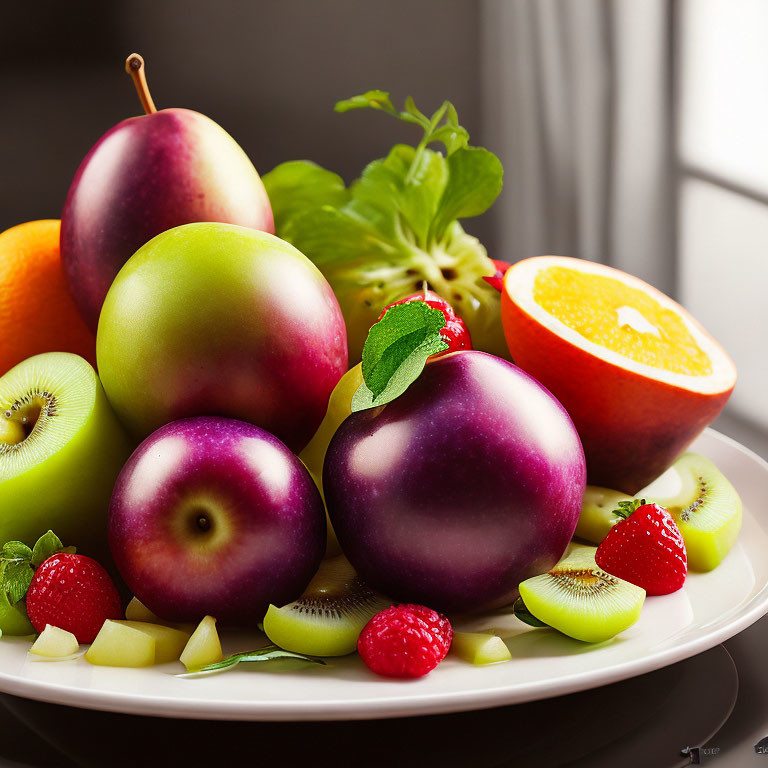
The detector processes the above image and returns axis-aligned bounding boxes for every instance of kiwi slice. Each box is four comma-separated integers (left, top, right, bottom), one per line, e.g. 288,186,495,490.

575,486,634,544
517,547,645,643
649,453,742,572
263,555,391,656
0,352,131,557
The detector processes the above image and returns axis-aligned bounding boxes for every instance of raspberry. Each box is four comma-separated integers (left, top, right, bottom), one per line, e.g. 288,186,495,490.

26,553,122,643
357,603,453,678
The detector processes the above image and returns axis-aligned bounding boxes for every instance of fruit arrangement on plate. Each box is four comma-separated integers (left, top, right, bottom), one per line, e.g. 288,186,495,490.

0,56,742,682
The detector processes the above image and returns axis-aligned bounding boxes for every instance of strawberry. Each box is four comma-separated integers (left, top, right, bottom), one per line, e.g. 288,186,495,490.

380,288,471,356
595,499,687,595
26,553,122,643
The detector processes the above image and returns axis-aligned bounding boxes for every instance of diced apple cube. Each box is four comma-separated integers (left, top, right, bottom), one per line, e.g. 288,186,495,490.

125,596,165,624
113,621,191,664
180,615,223,671
29,625,79,658
451,632,511,665
85,621,156,667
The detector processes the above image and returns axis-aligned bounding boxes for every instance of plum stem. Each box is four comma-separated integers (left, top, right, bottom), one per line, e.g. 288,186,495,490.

125,53,157,115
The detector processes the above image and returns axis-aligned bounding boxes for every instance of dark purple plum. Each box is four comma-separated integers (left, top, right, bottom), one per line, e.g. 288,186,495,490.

323,351,586,613
108,417,325,624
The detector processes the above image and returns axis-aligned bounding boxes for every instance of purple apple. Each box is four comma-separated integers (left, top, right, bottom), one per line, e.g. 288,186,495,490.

61,54,273,330
323,351,586,613
108,417,325,624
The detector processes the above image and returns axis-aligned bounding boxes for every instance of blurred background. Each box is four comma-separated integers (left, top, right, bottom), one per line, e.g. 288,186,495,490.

1,0,765,453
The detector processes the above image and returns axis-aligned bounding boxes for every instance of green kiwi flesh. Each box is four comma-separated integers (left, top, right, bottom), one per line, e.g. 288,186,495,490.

263,555,391,656
650,453,742,571
0,352,131,559
518,547,645,643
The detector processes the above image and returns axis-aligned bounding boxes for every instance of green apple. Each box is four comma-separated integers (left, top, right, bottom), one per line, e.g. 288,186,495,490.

96,223,347,453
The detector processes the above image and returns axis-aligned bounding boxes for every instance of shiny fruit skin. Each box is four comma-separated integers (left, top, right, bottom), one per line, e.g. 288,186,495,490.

61,108,274,330
501,262,734,494
108,417,326,624
595,502,688,595
0,221,95,374
96,223,347,452
25,553,122,643
324,351,586,613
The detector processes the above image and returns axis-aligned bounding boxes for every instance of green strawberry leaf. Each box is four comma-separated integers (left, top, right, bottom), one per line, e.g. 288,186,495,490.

178,645,326,677
1,561,33,605
612,498,646,521
513,597,550,629
351,301,448,412
31,531,65,567
1,542,31,563
0,530,71,605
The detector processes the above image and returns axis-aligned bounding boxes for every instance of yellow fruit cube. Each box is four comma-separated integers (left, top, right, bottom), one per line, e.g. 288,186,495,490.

29,625,79,658
85,621,156,667
451,632,511,665
113,621,190,664
180,615,223,671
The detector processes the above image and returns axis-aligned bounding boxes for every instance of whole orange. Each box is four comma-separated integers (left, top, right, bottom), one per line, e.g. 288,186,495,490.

0,220,95,374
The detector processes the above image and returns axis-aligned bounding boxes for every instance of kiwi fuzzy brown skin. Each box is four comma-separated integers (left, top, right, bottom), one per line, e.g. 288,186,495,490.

0,352,132,560
263,556,392,657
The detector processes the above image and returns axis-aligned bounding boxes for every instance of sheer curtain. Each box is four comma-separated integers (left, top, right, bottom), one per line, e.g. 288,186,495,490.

480,0,675,294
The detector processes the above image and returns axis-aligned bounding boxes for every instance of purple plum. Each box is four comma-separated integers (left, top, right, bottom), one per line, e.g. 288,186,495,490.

108,417,325,624
323,351,586,613
61,55,273,330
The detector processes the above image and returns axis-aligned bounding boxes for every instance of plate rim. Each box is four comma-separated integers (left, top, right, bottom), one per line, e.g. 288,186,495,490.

0,428,766,721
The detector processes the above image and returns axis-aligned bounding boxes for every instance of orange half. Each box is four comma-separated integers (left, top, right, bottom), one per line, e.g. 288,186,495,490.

501,256,736,493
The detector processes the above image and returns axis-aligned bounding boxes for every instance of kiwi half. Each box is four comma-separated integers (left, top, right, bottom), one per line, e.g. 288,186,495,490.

650,453,742,572
0,352,131,555
263,555,391,656
517,547,645,643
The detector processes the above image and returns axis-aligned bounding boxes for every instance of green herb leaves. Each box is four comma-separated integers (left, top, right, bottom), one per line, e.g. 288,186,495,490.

262,90,506,362
351,302,448,411
0,530,69,606
334,91,470,158
1,542,33,605
178,645,325,677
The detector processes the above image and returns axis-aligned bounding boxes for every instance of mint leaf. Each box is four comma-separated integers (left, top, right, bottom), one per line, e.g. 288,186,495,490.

178,645,325,677
1,561,33,605
264,90,506,363
351,302,448,412
513,597,549,629
334,92,468,157
1,542,31,563
261,161,348,239
31,531,64,567
431,147,504,241
334,90,400,118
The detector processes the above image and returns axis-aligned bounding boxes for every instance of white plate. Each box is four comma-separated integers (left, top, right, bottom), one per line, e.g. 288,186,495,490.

0,428,766,721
